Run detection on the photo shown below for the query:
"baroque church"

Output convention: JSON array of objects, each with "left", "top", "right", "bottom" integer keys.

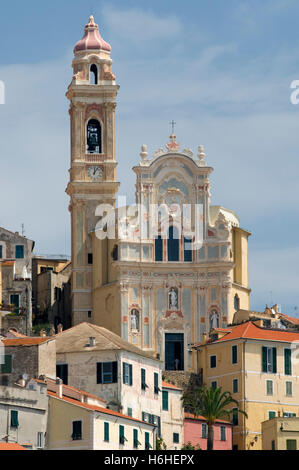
[{"left": 66, "top": 16, "right": 251, "bottom": 372}]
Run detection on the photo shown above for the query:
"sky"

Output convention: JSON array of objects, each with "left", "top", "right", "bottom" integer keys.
[{"left": 0, "top": 0, "right": 299, "bottom": 314}]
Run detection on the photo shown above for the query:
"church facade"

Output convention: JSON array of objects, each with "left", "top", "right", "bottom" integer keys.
[{"left": 66, "top": 17, "right": 251, "bottom": 372}]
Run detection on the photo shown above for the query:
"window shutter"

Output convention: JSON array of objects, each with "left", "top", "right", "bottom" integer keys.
[
  {"left": 141, "top": 368, "right": 146, "bottom": 389},
  {"left": 272, "top": 348, "right": 277, "bottom": 374},
  {"left": 129, "top": 364, "right": 133, "bottom": 386},
  {"left": 158, "top": 416, "right": 161, "bottom": 438},
  {"left": 112, "top": 362, "right": 118, "bottom": 383},
  {"left": 162, "top": 391, "right": 169, "bottom": 410},
  {"left": 284, "top": 349, "right": 292, "bottom": 376},
  {"left": 104, "top": 422, "right": 109, "bottom": 442},
  {"left": 2, "top": 355, "right": 12, "bottom": 374},
  {"left": 123, "top": 362, "right": 126, "bottom": 384},
  {"left": 11, "top": 410, "right": 19, "bottom": 427},
  {"left": 97, "top": 363, "right": 103, "bottom": 384},
  {"left": 262, "top": 347, "right": 267, "bottom": 372}
]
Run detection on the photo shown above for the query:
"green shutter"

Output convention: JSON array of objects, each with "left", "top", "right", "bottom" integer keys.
[
  {"left": 119, "top": 425, "right": 125, "bottom": 444},
  {"left": 2, "top": 355, "right": 12, "bottom": 374},
  {"left": 269, "top": 411, "right": 276, "bottom": 420},
  {"left": 133, "top": 429, "right": 139, "bottom": 448},
  {"left": 262, "top": 347, "right": 267, "bottom": 372},
  {"left": 129, "top": 364, "right": 133, "bottom": 386},
  {"left": 162, "top": 391, "right": 169, "bottom": 411},
  {"left": 286, "top": 440, "right": 297, "bottom": 450},
  {"left": 284, "top": 349, "right": 292, "bottom": 376},
  {"left": 104, "top": 422, "right": 109, "bottom": 442},
  {"left": 11, "top": 410, "right": 19, "bottom": 427},
  {"left": 272, "top": 348, "right": 277, "bottom": 374},
  {"left": 141, "top": 368, "right": 146, "bottom": 389},
  {"left": 145, "top": 431, "right": 151, "bottom": 449}
]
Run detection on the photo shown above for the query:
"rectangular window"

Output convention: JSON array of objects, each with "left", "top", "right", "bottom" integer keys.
[
  {"left": 233, "top": 379, "right": 238, "bottom": 394},
  {"left": 220, "top": 425, "right": 226, "bottom": 441},
  {"left": 10, "top": 294, "right": 20, "bottom": 313},
  {"left": 0, "top": 245, "right": 2, "bottom": 258},
  {"left": 266, "top": 380, "right": 273, "bottom": 396},
  {"left": 10, "top": 410, "right": 19, "bottom": 428},
  {"left": 284, "top": 349, "right": 292, "bottom": 376},
  {"left": 88, "top": 253, "right": 93, "bottom": 264},
  {"left": 1, "top": 355, "right": 12, "bottom": 374},
  {"left": 211, "top": 381, "right": 217, "bottom": 390},
  {"left": 141, "top": 368, "right": 147, "bottom": 390},
  {"left": 56, "top": 364, "right": 68, "bottom": 385},
  {"left": 286, "top": 381, "right": 293, "bottom": 397},
  {"left": 97, "top": 362, "right": 117, "bottom": 384},
  {"left": 202, "top": 423, "right": 207, "bottom": 438},
  {"left": 283, "top": 412, "right": 296, "bottom": 418},
  {"left": 119, "top": 425, "right": 126, "bottom": 445},
  {"left": 232, "top": 345, "right": 238, "bottom": 364},
  {"left": 145, "top": 431, "right": 151, "bottom": 450},
  {"left": 184, "top": 238, "right": 192, "bottom": 262},
  {"left": 232, "top": 408, "right": 239, "bottom": 425},
  {"left": 162, "top": 391, "right": 169, "bottom": 411},
  {"left": 286, "top": 440, "right": 297, "bottom": 450},
  {"left": 271, "top": 440, "right": 275, "bottom": 450},
  {"left": 268, "top": 411, "right": 276, "bottom": 420},
  {"left": 133, "top": 429, "right": 140, "bottom": 448},
  {"left": 210, "top": 355, "right": 216, "bottom": 368},
  {"left": 155, "top": 236, "right": 163, "bottom": 262},
  {"left": 262, "top": 347, "right": 277, "bottom": 373},
  {"left": 154, "top": 372, "right": 160, "bottom": 394},
  {"left": 72, "top": 421, "right": 82, "bottom": 440},
  {"left": 127, "top": 408, "right": 132, "bottom": 417},
  {"left": 15, "top": 245, "right": 24, "bottom": 259},
  {"left": 104, "top": 422, "right": 109, "bottom": 442},
  {"left": 123, "top": 363, "right": 133, "bottom": 386},
  {"left": 173, "top": 433, "right": 179, "bottom": 443},
  {"left": 37, "top": 432, "right": 44, "bottom": 449}
]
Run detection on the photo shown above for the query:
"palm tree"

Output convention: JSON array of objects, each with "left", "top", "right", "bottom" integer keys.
[{"left": 182, "top": 385, "right": 247, "bottom": 450}]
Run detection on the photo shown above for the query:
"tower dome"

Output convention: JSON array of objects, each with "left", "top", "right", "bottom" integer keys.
[{"left": 73, "top": 15, "right": 111, "bottom": 54}]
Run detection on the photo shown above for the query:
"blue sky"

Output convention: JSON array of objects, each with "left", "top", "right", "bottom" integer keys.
[{"left": 0, "top": 0, "right": 299, "bottom": 314}]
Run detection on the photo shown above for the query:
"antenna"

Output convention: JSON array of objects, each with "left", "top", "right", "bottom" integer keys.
[{"left": 21, "top": 223, "right": 25, "bottom": 237}]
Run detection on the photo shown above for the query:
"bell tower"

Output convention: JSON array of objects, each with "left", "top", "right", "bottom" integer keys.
[{"left": 66, "top": 16, "right": 119, "bottom": 325}]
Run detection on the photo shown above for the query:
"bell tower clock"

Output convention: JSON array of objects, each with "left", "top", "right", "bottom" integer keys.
[{"left": 66, "top": 16, "right": 119, "bottom": 325}]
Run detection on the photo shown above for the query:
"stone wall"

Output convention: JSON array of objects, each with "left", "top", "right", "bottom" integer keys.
[
  {"left": 162, "top": 371, "right": 202, "bottom": 395},
  {"left": 1, "top": 313, "right": 28, "bottom": 336}
]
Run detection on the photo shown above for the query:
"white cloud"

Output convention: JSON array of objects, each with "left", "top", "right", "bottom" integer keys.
[{"left": 101, "top": 6, "right": 182, "bottom": 42}]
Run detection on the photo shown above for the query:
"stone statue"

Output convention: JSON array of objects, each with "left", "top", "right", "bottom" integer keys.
[
  {"left": 210, "top": 310, "right": 219, "bottom": 330},
  {"left": 131, "top": 309, "right": 139, "bottom": 331},
  {"left": 169, "top": 288, "right": 178, "bottom": 309}
]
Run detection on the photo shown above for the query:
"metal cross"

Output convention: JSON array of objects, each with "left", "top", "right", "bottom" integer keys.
[{"left": 170, "top": 120, "right": 176, "bottom": 134}]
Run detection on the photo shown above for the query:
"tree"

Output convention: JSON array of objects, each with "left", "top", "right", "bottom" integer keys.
[
  {"left": 181, "top": 441, "right": 201, "bottom": 450},
  {"left": 182, "top": 385, "right": 247, "bottom": 450}
]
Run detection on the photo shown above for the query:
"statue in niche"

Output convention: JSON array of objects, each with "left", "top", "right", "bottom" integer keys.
[
  {"left": 168, "top": 287, "right": 178, "bottom": 310},
  {"left": 210, "top": 310, "right": 219, "bottom": 330},
  {"left": 130, "top": 309, "right": 140, "bottom": 331}
]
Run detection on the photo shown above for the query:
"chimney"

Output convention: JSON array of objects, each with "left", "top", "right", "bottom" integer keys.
[
  {"left": 89, "top": 337, "right": 96, "bottom": 347},
  {"left": 56, "top": 378, "right": 63, "bottom": 398},
  {"left": 40, "top": 329, "right": 46, "bottom": 337},
  {"left": 57, "top": 324, "right": 63, "bottom": 334}
]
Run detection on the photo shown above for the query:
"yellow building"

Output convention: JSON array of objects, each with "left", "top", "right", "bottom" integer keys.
[
  {"left": 66, "top": 16, "right": 251, "bottom": 372},
  {"left": 194, "top": 320, "right": 299, "bottom": 450},
  {"left": 46, "top": 378, "right": 156, "bottom": 450},
  {"left": 262, "top": 416, "right": 299, "bottom": 450}
]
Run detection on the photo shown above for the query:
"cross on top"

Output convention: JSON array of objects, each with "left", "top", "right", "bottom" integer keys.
[{"left": 170, "top": 120, "right": 176, "bottom": 134}]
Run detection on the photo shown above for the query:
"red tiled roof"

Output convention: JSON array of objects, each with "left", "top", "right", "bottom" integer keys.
[
  {"left": 280, "top": 313, "right": 299, "bottom": 325},
  {"left": 184, "top": 412, "right": 231, "bottom": 425},
  {"left": 196, "top": 321, "right": 299, "bottom": 346},
  {"left": 162, "top": 381, "right": 182, "bottom": 391},
  {"left": 0, "top": 443, "right": 27, "bottom": 450},
  {"left": 48, "top": 391, "right": 154, "bottom": 426},
  {"left": 3, "top": 337, "right": 53, "bottom": 346},
  {"left": 41, "top": 377, "right": 106, "bottom": 403}
]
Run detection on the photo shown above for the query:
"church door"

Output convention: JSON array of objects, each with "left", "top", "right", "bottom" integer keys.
[{"left": 165, "top": 333, "right": 184, "bottom": 370}]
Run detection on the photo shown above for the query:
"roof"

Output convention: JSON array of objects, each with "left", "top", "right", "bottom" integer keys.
[
  {"left": 55, "top": 322, "right": 159, "bottom": 361},
  {"left": 38, "top": 377, "right": 106, "bottom": 404},
  {"left": 162, "top": 381, "right": 182, "bottom": 391},
  {"left": 280, "top": 313, "right": 299, "bottom": 326},
  {"left": 2, "top": 337, "right": 53, "bottom": 347},
  {"left": 48, "top": 391, "right": 154, "bottom": 426},
  {"left": 74, "top": 15, "right": 111, "bottom": 53},
  {"left": 0, "top": 443, "right": 27, "bottom": 450},
  {"left": 195, "top": 321, "right": 299, "bottom": 347},
  {"left": 184, "top": 412, "right": 231, "bottom": 425}
]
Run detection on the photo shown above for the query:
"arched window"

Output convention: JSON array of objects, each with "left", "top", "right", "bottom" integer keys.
[
  {"left": 155, "top": 235, "right": 163, "bottom": 261},
  {"left": 234, "top": 294, "right": 240, "bottom": 311},
  {"left": 87, "top": 119, "right": 102, "bottom": 154},
  {"left": 167, "top": 226, "right": 179, "bottom": 261},
  {"left": 90, "top": 64, "right": 98, "bottom": 84}
]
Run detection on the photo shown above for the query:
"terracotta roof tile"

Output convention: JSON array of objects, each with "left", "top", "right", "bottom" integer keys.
[
  {"left": 0, "top": 443, "right": 27, "bottom": 450},
  {"left": 3, "top": 337, "right": 53, "bottom": 346},
  {"left": 184, "top": 412, "right": 231, "bottom": 425},
  {"left": 162, "top": 381, "right": 182, "bottom": 391}
]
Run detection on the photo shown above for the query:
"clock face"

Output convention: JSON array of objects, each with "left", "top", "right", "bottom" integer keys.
[{"left": 87, "top": 166, "right": 102, "bottom": 181}]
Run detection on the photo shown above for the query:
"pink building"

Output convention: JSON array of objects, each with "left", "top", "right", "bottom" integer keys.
[{"left": 184, "top": 413, "right": 233, "bottom": 450}]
